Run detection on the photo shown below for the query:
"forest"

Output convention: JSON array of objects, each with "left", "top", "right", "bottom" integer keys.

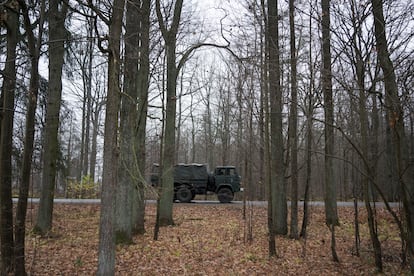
[{"left": 0, "top": 0, "right": 413, "bottom": 274}]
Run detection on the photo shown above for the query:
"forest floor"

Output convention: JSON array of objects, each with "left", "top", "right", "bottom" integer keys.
[{"left": 22, "top": 202, "right": 408, "bottom": 275}]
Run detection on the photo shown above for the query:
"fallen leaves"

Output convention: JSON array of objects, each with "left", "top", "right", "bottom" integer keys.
[{"left": 22, "top": 203, "right": 408, "bottom": 275}]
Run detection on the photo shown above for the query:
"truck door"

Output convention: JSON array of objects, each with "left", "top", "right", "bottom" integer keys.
[
  {"left": 215, "top": 168, "right": 236, "bottom": 186},
  {"left": 214, "top": 168, "right": 227, "bottom": 187},
  {"left": 227, "top": 168, "right": 240, "bottom": 191}
]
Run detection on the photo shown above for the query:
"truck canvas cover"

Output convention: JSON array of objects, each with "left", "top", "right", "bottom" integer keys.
[
  {"left": 174, "top": 163, "right": 208, "bottom": 181},
  {"left": 150, "top": 163, "right": 208, "bottom": 186}
]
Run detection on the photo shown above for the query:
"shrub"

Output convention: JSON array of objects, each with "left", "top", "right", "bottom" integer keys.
[{"left": 66, "top": 175, "right": 99, "bottom": 199}]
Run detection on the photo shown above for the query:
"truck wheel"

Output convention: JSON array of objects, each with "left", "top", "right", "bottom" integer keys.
[
  {"left": 217, "top": 187, "right": 233, "bottom": 203},
  {"left": 176, "top": 186, "right": 192, "bottom": 203}
]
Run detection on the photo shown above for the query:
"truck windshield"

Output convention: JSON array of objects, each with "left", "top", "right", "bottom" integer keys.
[{"left": 228, "top": 168, "right": 237, "bottom": 176}]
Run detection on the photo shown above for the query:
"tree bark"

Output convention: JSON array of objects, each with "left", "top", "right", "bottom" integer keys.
[
  {"left": 97, "top": 0, "right": 125, "bottom": 273},
  {"left": 35, "top": 0, "right": 67, "bottom": 235},
  {"left": 155, "top": 0, "right": 183, "bottom": 226},
  {"left": 115, "top": 0, "right": 141, "bottom": 244},
  {"left": 300, "top": 4, "right": 314, "bottom": 238},
  {"left": 15, "top": 0, "right": 45, "bottom": 274},
  {"left": 268, "top": 0, "right": 287, "bottom": 237},
  {"left": 371, "top": 0, "right": 413, "bottom": 271},
  {"left": 288, "top": 0, "right": 298, "bottom": 240},
  {"left": 321, "top": 0, "right": 339, "bottom": 262},
  {"left": 260, "top": 0, "right": 275, "bottom": 256},
  {"left": 132, "top": 0, "right": 151, "bottom": 235},
  {"left": 300, "top": 79, "right": 313, "bottom": 239},
  {"left": 83, "top": 19, "right": 94, "bottom": 179},
  {"left": 0, "top": 2, "right": 18, "bottom": 273}
]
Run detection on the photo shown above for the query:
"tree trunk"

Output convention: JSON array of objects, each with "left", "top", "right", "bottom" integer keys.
[
  {"left": 97, "top": 0, "right": 125, "bottom": 273},
  {"left": 190, "top": 93, "right": 196, "bottom": 163},
  {"left": 300, "top": 84, "right": 313, "bottom": 239},
  {"left": 300, "top": 5, "right": 314, "bottom": 238},
  {"left": 175, "top": 72, "right": 183, "bottom": 162},
  {"left": 268, "top": 0, "right": 287, "bottom": 237},
  {"left": 371, "top": 0, "right": 413, "bottom": 271},
  {"left": 82, "top": 20, "right": 93, "bottom": 179},
  {"left": 115, "top": 0, "right": 141, "bottom": 244},
  {"left": 321, "top": 0, "right": 339, "bottom": 262},
  {"left": 89, "top": 100, "right": 103, "bottom": 180},
  {"left": 35, "top": 0, "right": 67, "bottom": 235},
  {"left": 0, "top": 2, "right": 18, "bottom": 274},
  {"left": 155, "top": 0, "right": 183, "bottom": 227},
  {"left": 15, "top": 0, "right": 45, "bottom": 274},
  {"left": 260, "top": 0, "right": 275, "bottom": 256},
  {"left": 288, "top": 0, "right": 298, "bottom": 240},
  {"left": 356, "top": 57, "right": 383, "bottom": 272},
  {"left": 352, "top": 9, "right": 383, "bottom": 269},
  {"left": 258, "top": 15, "right": 266, "bottom": 201},
  {"left": 132, "top": 0, "right": 151, "bottom": 235},
  {"left": 158, "top": 41, "right": 177, "bottom": 225}
]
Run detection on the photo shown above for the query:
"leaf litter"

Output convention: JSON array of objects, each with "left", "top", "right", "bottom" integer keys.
[{"left": 23, "top": 203, "right": 408, "bottom": 275}]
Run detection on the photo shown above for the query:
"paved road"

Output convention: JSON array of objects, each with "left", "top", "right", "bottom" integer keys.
[{"left": 13, "top": 198, "right": 400, "bottom": 208}]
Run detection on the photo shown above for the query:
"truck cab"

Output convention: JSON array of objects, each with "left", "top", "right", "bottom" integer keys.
[{"left": 212, "top": 166, "right": 241, "bottom": 203}]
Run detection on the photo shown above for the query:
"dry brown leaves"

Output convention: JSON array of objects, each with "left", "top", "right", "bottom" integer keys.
[{"left": 23, "top": 203, "right": 408, "bottom": 275}]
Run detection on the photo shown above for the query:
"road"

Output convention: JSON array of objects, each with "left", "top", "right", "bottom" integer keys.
[{"left": 13, "top": 198, "right": 400, "bottom": 208}]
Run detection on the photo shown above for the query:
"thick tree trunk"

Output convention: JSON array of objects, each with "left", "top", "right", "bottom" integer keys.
[
  {"left": 260, "top": 0, "right": 275, "bottom": 256},
  {"left": 155, "top": 0, "right": 183, "bottom": 227},
  {"left": 0, "top": 3, "right": 18, "bottom": 274},
  {"left": 35, "top": 0, "right": 67, "bottom": 235},
  {"left": 321, "top": 0, "right": 339, "bottom": 262},
  {"left": 97, "top": 0, "right": 125, "bottom": 273},
  {"left": 132, "top": 0, "right": 151, "bottom": 235},
  {"left": 158, "top": 41, "right": 177, "bottom": 226},
  {"left": 268, "top": 0, "right": 287, "bottom": 237},
  {"left": 115, "top": 0, "right": 141, "bottom": 244}
]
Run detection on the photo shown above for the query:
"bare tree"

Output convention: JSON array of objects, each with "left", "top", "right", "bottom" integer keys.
[
  {"left": 14, "top": 0, "right": 46, "bottom": 273},
  {"left": 353, "top": 18, "right": 383, "bottom": 271},
  {"left": 267, "top": 0, "right": 287, "bottom": 257},
  {"left": 115, "top": 0, "right": 151, "bottom": 242},
  {"left": 321, "top": 0, "right": 339, "bottom": 262},
  {"left": 80, "top": 15, "right": 94, "bottom": 181},
  {"left": 132, "top": 0, "right": 151, "bottom": 235},
  {"left": 331, "top": 0, "right": 383, "bottom": 270},
  {"left": 371, "top": 0, "right": 414, "bottom": 271},
  {"left": 288, "top": 0, "right": 299, "bottom": 240},
  {"left": 94, "top": 0, "right": 125, "bottom": 273},
  {"left": 0, "top": 1, "right": 19, "bottom": 273},
  {"left": 34, "top": 0, "right": 68, "bottom": 235},
  {"left": 269, "top": 0, "right": 287, "bottom": 237},
  {"left": 155, "top": 0, "right": 183, "bottom": 226},
  {"left": 300, "top": 0, "right": 316, "bottom": 239},
  {"left": 115, "top": 0, "right": 140, "bottom": 244},
  {"left": 89, "top": 81, "right": 105, "bottom": 181}
]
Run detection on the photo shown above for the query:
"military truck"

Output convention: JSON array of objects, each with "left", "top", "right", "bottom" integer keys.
[{"left": 150, "top": 163, "right": 241, "bottom": 203}]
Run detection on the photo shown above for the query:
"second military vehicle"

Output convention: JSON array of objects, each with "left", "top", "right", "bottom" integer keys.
[{"left": 150, "top": 163, "right": 241, "bottom": 203}]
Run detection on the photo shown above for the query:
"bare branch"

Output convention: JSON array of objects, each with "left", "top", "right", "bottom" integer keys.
[{"left": 177, "top": 42, "right": 242, "bottom": 74}]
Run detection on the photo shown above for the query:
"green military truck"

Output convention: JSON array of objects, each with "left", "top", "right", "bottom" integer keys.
[{"left": 150, "top": 163, "right": 241, "bottom": 203}]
